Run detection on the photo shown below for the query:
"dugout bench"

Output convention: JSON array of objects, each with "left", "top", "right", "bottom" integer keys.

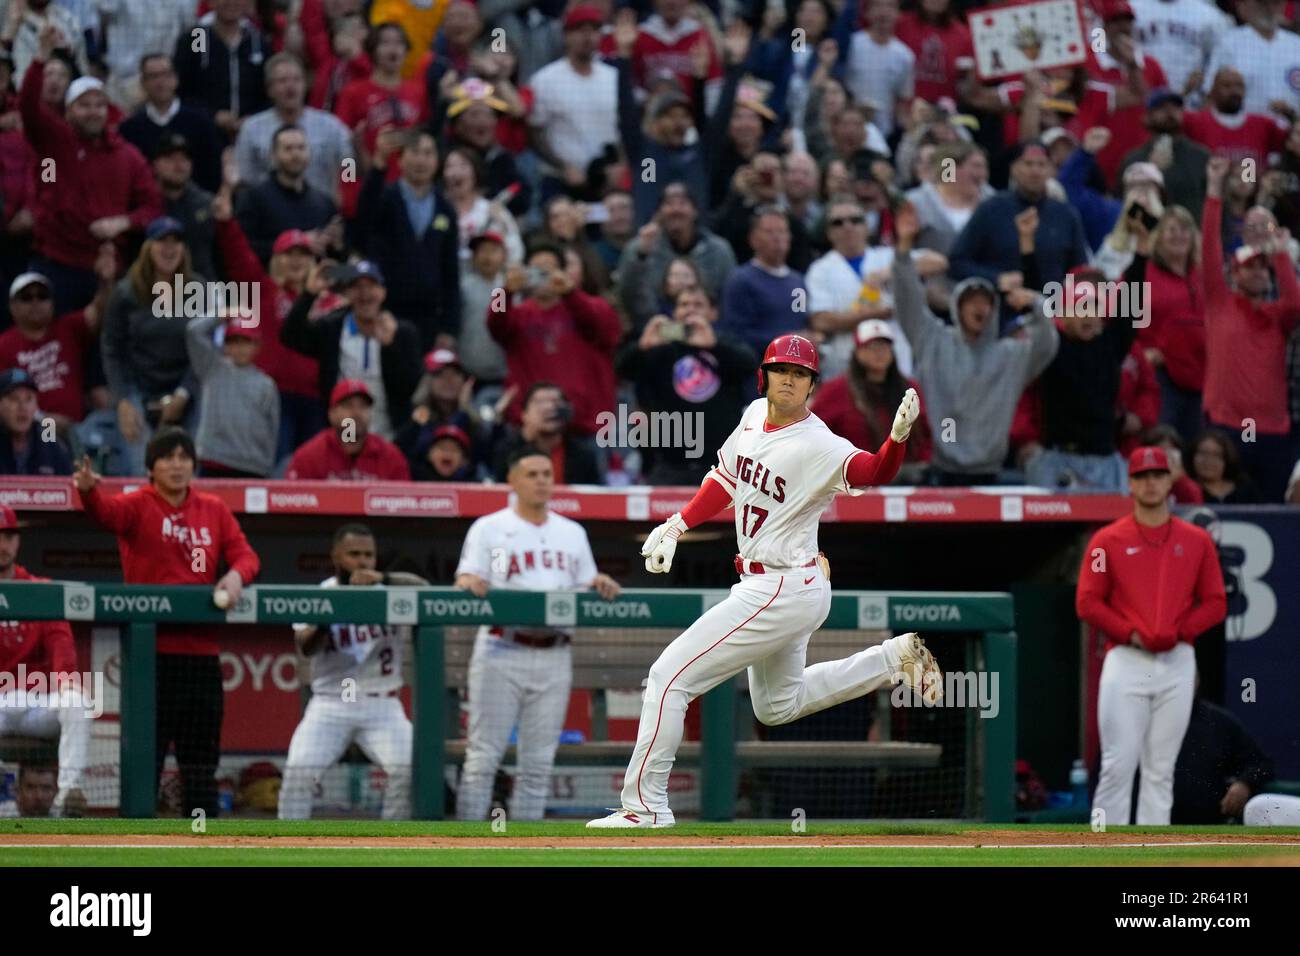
[{"left": 0, "top": 582, "right": 1017, "bottom": 821}]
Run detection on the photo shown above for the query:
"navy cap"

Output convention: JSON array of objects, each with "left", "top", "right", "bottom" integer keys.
[
  {"left": 339, "top": 260, "right": 386, "bottom": 287},
  {"left": 0, "top": 368, "right": 38, "bottom": 397},
  {"left": 146, "top": 216, "right": 185, "bottom": 241},
  {"left": 1146, "top": 88, "right": 1184, "bottom": 111}
]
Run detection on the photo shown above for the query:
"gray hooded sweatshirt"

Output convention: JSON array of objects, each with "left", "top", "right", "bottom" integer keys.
[{"left": 892, "top": 256, "right": 1059, "bottom": 475}]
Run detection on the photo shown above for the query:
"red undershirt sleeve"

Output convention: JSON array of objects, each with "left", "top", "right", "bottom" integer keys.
[
  {"left": 844, "top": 437, "right": 906, "bottom": 487},
  {"left": 680, "top": 475, "right": 734, "bottom": 529}
]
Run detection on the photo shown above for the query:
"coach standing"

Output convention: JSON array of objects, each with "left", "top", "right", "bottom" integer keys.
[
  {"left": 1076, "top": 446, "right": 1226, "bottom": 826},
  {"left": 74, "top": 427, "right": 261, "bottom": 817},
  {"left": 454, "top": 444, "right": 621, "bottom": 822}
]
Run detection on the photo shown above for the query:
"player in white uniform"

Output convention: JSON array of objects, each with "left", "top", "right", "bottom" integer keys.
[
  {"left": 588, "top": 334, "right": 943, "bottom": 828},
  {"left": 455, "top": 443, "right": 622, "bottom": 821},
  {"left": 277, "top": 524, "right": 427, "bottom": 820}
]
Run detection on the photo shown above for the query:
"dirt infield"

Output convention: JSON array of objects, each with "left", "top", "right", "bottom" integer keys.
[{"left": 4, "top": 830, "right": 1300, "bottom": 850}]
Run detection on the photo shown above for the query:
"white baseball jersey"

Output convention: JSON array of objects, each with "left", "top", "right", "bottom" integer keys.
[
  {"left": 707, "top": 397, "right": 866, "bottom": 570},
  {"left": 1130, "top": 0, "right": 1232, "bottom": 97},
  {"left": 1204, "top": 24, "right": 1300, "bottom": 117},
  {"left": 455, "top": 507, "right": 598, "bottom": 641},
  {"left": 297, "top": 577, "right": 405, "bottom": 695}
]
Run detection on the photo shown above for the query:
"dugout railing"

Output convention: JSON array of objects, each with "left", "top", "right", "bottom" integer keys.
[{"left": 0, "top": 583, "right": 1018, "bottom": 821}]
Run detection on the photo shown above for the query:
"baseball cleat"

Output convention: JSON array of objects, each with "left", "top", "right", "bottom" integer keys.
[
  {"left": 586, "top": 808, "right": 674, "bottom": 829},
  {"left": 889, "top": 632, "right": 943, "bottom": 705}
]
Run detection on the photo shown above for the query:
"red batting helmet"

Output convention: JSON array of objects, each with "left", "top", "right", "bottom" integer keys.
[{"left": 757, "top": 333, "right": 819, "bottom": 395}]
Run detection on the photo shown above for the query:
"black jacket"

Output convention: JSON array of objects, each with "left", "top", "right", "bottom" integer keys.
[
  {"left": 1173, "top": 697, "right": 1274, "bottom": 824},
  {"left": 119, "top": 104, "right": 225, "bottom": 192},
  {"left": 0, "top": 425, "right": 73, "bottom": 475},
  {"left": 354, "top": 170, "right": 461, "bottom": 348},
  {"left": 173, "top": 22, "right": 270, "bottom": 127},
  {"left": 234, "top": 175, "right": 337, "bottom": 263},
  {"left": 1039, "top": 255, "right": 1142, "bottom": 455},
  {"left": 279, "top": 293, "right": 424, "bottom": 425},
  {"left": 167, "top": 182, "right": 217, "bottom": 281},
  {"left": 615, "top": 334, "right": 757, "bottom": 483}
]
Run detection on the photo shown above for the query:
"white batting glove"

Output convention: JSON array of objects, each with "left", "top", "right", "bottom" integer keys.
[
  {"left": 641, "top": 512, "right": 688, "bottom": 573},
  {"left": 891, "top": 387, "right": 920, "bottom": 442}
]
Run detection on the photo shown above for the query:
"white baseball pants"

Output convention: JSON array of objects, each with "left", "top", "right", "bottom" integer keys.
[
  {"left": 1093, "top": 642, "right": 1196, "bottom": 826},
  {"left": 0, "top": 688, "right": 92, "bottom": 802},
  {"left": 457, "top": 633, "right": 572, "bottom": 822},
  {"left": 277, "top": 695, "right": 412, "bottom": 820},
  {"left": 620, "top": 570, "right": 899, "bottom": 825}
]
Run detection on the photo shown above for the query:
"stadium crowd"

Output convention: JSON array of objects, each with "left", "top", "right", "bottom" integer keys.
[{"left": 0, "top": 0, "right": 1298, "bottom": 501}]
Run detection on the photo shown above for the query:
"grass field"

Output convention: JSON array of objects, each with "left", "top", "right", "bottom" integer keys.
[{"left": 3, "top": 819, "right": 1299, "bottom": 866}]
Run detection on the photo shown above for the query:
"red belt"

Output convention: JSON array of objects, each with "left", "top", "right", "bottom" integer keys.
[
  {"left": 489, "top": 626, "right": 571, "bottom": 648},
  {"left": 734, "top": 555, "right": 817, "bottom": 576}
]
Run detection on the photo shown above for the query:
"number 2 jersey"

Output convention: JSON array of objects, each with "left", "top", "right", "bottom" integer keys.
[
  {"left": 297, "top": 577, "right": 405, "bottom": 696},
  {"left": 706, "top": 398, "right": 902, "bottom": 569}
]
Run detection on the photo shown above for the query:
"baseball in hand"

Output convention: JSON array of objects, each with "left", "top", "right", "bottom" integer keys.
[{"left": 213, "top": 588, "right": 232, "bottom": 610}]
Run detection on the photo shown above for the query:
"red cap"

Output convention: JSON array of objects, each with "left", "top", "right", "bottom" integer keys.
[
  {"left": 329, "top": 379, "right": 373, "bottom": 408},
  {"left": 431, "top": 424, "right": 471, "bottom": 452},
  {"left": 1128, "top": 446, "right": 1171, "bottom": 476},
  {"left": 757, "top": 333, "right": 819, "bottom": 395},
  {"left": 224, "top": 318, "right": 262, "bottom": 342},
  {"left": 0, "top": 504, "right": 21, "bottom": 531},
  {"left": 424, "top": 348, "right": 464, "bottom": 374},
  {"left": 1101, "top": 0, "right": 1135, "bottom": 21},
  {"left": 564, "top": 4, "right": 603, "bottom": 29},
  {"left": 468, "top": 230, "right": 505, "bottom": 251},
  {"left": 273, "top": 229, "right": 313, "bottom": 256}
]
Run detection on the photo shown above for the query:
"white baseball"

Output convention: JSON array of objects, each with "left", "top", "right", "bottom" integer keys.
[{"left": 213, "top": 588, "right": 231, "bottom": 610}]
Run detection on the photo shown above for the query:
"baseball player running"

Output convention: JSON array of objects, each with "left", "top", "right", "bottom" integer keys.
[
  {"left": 278, "top": 523, "right": 428, "bottom": 820},
  {"left": 455, "top": 444, "right": 621, "bottom": 821},
  {"left": 588, "top": 333, "right": 942, "bottom": 828}
]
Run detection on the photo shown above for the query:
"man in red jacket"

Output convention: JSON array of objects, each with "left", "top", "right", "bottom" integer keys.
[
  {"left": 1077, "top": 446, "right": 1226, "bottom": 826},
  {"left": 1202, "top": 154, "right": 1300, "bottom": 501},
  {"left": 491, "top": 241, "right": 622, "bottom": 436},
  {"left": 0, "top": 504, "right": 90, "bottom": 816},
  {"left": 20, "top": 24, "right": 162, "bottom": 313},
  {"left": 286, "top": 380, "right": 411, "bottom": 481},
  {"left": 75, "top": 428, "right": 260, "bottom": 816}
]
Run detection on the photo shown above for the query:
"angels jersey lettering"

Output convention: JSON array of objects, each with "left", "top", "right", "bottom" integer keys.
[
  {"left": 708, "top": 398, "right": 866, "bottom": 569},
  {"left": 456, "top": 508, "right": 597, "bottom": 641},
  {"left": 300, "top": 577, "right": 405, "bottom": 695}
]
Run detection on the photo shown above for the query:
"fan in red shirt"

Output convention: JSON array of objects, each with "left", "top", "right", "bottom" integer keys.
[
  {"left": 286, "top": 380, "right": 412, "bottom": 481},
  {"left": 1085, "top": 1, "right": 1168, "bottom": 187},
  {"left": 74, "top": 427, "right": 260, "bottom": 816},
  {"left": 895, "top": 0, "right": 974, "bottom": 104},
  {"left": 600, "top": 0, "right": 722, "bottom": 104},
  {"left": 0, "top": 267, "right": 106, "bottom": 426},
  {"left": 1183, "top": 67, "right": 1288, "bottom": 171},
  {"left": 0, "top": 504, "right": 90, "bottom": 816},
  {"left": 810, "top": 319, "right": 932, "bottom": 479},
  {"left": 334, "top": 22, "right": 429, "bottom": 218},
  {"left": 1076, "top": 445, "right": 1226, "bottom": 824}
]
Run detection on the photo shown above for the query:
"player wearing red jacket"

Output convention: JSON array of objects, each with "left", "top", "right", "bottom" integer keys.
[
  {"left": 1076, "top": 446, "right": 1226, "bottom": 825},
  {"left": 0, "top": 505, "right": 91, "bottom": 816},
  {"left": 75, "top": 428, "right": 261, "bottom": 816}
]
